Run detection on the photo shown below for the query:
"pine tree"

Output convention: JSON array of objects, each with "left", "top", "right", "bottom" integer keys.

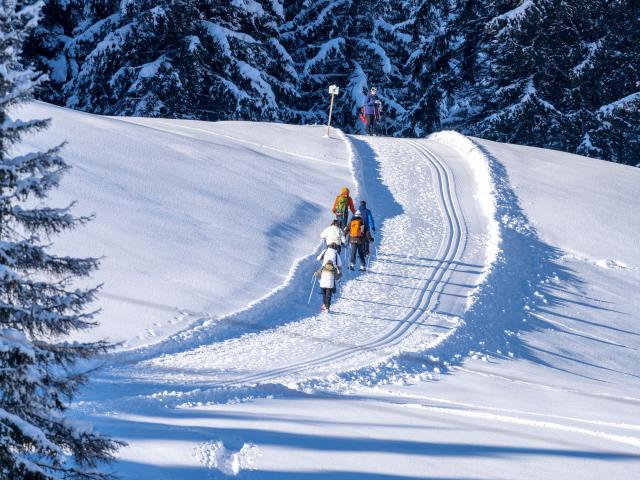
[
  {"left": 23, "top": 0, "right": 85, "bottom": 104},
  {"left": 0, "top": 1, "right": 122, "bottom": 478},
  {"left": 400, "top": 0, "right": 507, "bottom": 137},
  {"left": 26, "top": 0, "right": 298, "bottom": 121},
  {"left": 573, "top": 0, "right": 640, "bottom": 165},
  {"left": 282, "top": 0, "right": 410, "bottom": 133},
  {"left": 23, "top": 0, "right": 640, "bottom": 164},
  {"left": 472, "top": 0, "right": 640, "bottom": 164}
]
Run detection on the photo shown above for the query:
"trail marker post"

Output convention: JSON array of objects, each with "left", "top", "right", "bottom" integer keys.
[{"left": 327, "top": 84, "right": 339, "bottom": 137}]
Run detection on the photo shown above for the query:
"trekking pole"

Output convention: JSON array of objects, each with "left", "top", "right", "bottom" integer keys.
[{"left": 307, "top": 275, "right": 317, "bottom": 305}]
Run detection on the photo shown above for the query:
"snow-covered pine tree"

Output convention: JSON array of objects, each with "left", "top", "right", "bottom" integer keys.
[
  {"left": 282, "top": 0, "right": 409, "bottom": 133},
  {"left": 472, "top": 0, "right": 640, "bottom": 164},
  {"left": 400, "top": 0, "right": 462, "bottom": 137},
  {"left": 23, "top": 0, "right": 84, "bottom": 104},
  {"left": 572, "top": 0, "right": 640, "bottom": 165},
  {"left": 0, "top": 1, "right": 122, "bottom": 477},
  {"left": 26, "top": 0, "right": 297, "bottom": 121},
  {"left": 400, "top": 0, "right": 508, "bottom": 137},
  {"left": 470, "top": 1, "right": 571, "bottom": 149}
]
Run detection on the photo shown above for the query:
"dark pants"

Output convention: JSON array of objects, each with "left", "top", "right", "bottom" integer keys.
[
  {"left": 322, "top": 287, "right": 335, "bottom": 309},
  {"left": 366, "top": 114, "right": 376, "bottom": 135},
  {"left": 336, "top": 215, "right": 348, "bottom": 230},
  {"left": 350, "top": 241, "right": 366, "bottom": 267}
]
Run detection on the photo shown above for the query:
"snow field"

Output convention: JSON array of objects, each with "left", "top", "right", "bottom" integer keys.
[
  {"left": 15, "top": 102, "right": 640, "bottom": 478},
  {"left": 108, "top": 135, "right": 489, "bottom": 393},
  {"left": 13, "top": 102, "right": 353, "bottom": 349}
]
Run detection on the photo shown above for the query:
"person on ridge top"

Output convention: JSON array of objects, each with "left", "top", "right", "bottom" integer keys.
[{"left": 364, "top": 87, "right": 381, "bottom": 135}]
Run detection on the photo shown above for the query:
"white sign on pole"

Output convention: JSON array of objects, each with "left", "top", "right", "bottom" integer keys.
[{"left": 328, "top": 85, "right": 340, "bottom": 95}]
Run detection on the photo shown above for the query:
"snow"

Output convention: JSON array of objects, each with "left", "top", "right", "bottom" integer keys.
[
  {"left": 202, "top": 21, "right": 232, "bottom": 56},
  {"left": 598, "top": 91, "right": 640, "bottom": 115},
  {"left": 490, "top": 0, "right": 535, "bottom": 36},
  {"left": 236, "top": 60, "right": 277, "bottom": 109},
  {"left": 13, "top": 102, "right": 352, "bottom": 348},
  {"left": 303, "top": 38, "right": 345, "bottom": 76},
  {"left": 573, "top": 40, "right": 603, "bottom": 76},
  {"left": 475, "top": 138, "right": 640, "bottom": 267},
  {"left": 13, "top": 102, "right": 640, "bottom": 478},
  {"left": 357, "top": 39, "right": 392, "bottom": 74},
  {"left": 232, "top": 0, "right": 265, "bottom": 16},
  {"left": 487, "top": 78, "right": 558, "bottom": 122}
]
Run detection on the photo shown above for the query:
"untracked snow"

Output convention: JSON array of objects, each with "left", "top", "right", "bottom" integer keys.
[{"left": 10, "top": 102, "right": 640, "bottom": 479}]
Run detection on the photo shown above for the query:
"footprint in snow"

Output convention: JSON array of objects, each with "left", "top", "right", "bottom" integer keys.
[{"left": 194, "top": 440, "right": 260, "bottom": 476}]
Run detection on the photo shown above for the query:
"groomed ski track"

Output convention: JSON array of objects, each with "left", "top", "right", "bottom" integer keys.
[{"left": 107, "top": 135, "right": 489, "bottom": 390}]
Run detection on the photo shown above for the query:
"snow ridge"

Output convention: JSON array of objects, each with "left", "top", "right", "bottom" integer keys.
[
  {"left": 299, "top": 131, "right": 571, "bottom": 390},
  {"left": 428, "top": 131, "right": 500, "bottom": 300}
]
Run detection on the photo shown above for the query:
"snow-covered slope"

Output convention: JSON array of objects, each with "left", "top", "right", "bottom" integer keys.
[
  {"left": 14, "top": 103, "right": 640, "bottom": 479},
  {"left": 14, "top": 102, "right": 353, "bottom": 348}
]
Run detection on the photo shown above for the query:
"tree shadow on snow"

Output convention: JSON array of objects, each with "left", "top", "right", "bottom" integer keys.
[{"left": 95, "top": 412, "right": 640, "bottom": 480}]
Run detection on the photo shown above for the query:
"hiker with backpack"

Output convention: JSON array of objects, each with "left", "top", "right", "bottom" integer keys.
[
  {"left": 345, "top": 210, "right": 369, "bottom": 271},
  {"left": 321, "top": 219, "right": 346, "bottom": 253},
  {"left": 364, "top": 87, "right": 382, "bottom": 135},
  {"left": 358, "top": 200, "right": 376, "bottom": 256},
  {"left": 316, "top": 243, "right": 342, "bottom": 312},
  {"left": 332, "top": 187, "right": 355, "bottom": 229}
]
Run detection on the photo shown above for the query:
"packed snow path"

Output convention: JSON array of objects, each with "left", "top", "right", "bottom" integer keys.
[{"left": 113, "top": 136, "right": 489, "bottom": 389}]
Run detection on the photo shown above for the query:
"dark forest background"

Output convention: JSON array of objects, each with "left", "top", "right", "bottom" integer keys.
[{"left": 25, "top": 0, "right": 640, "bottom": 165}]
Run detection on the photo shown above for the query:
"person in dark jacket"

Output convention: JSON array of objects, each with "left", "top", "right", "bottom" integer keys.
[
  {"left": 363, "top": 87, "right": 381, "bottom": 135},
  {"left": 358, "top": 200, "right": 375, "bottom": 256}
]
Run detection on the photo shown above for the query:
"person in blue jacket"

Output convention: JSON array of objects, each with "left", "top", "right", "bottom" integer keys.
[
  {"left": 364, "top": 87, "right": 381, "bottom": 135},
  {"left": 358, "top": 200, "right": 375, "bottom": 256}
]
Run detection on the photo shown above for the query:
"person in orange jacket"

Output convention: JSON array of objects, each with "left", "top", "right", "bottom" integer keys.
[{"left": 332, "top": 187, "right": 356, "bottom": 229}]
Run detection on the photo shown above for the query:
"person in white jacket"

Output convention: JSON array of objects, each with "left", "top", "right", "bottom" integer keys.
[
  {"left": 320, "top": 219, "right": 346, "bottom": 253},
  {"left": 316, "top": 243, "right": 342, "bottom": 312}
]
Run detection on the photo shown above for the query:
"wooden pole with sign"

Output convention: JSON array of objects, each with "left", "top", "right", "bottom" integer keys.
[{"left": 327, "top": 84, "right": 339, "bottom": 137}]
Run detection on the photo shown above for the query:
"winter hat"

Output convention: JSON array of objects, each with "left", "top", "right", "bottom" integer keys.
[
  {"left": 354, "top": 210, "right": 361, "bottom": 217},
  {"left": 360, "top": 200, "right": 366, "bottom": 206},
  {"left": 341, "top": 187, "right": 349, "bottom": 195}
]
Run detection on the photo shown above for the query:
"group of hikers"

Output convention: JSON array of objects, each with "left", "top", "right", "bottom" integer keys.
[
  {"left": 311, "top": 86, "right": 382, "bottom": 313},
  {"left": 315, "top": 187, "right": 376, "bottom": 313}
]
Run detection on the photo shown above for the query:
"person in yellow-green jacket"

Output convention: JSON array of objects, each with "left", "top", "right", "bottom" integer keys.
[{"left": 332, "top": 187, "right": 355, "bottom": 229}]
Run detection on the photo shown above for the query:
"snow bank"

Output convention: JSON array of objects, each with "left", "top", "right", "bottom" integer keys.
[{"left": 428, "top": 130, "right": 500, "bottom": 300}]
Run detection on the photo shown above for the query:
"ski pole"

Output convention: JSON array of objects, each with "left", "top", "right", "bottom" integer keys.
[{"left": 307, "top": 275, "right": 317, "bottom": 305}]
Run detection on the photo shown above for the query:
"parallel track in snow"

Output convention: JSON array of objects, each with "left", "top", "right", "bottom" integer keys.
[{"left": 215, "top": 139, "right": 468, "bottom": 386}]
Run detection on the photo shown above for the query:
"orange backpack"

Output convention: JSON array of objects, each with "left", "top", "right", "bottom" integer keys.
[{"left": 350, "top": 218, "right": 363, "bottom": 238}]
